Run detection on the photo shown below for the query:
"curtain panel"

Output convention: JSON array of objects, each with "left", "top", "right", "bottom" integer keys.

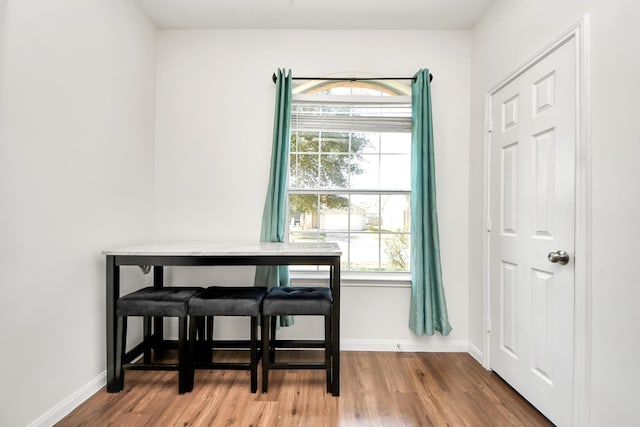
[
  {"left": 409, "top": 69, "right": 452, "bottom": 336},
  {"left": 255, "top": 68, "right": 293, "bottom": 326}
]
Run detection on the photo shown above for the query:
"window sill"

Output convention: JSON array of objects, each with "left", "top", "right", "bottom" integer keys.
[{"left": 290, "top": 271, "right": 411, "bottom": 288}]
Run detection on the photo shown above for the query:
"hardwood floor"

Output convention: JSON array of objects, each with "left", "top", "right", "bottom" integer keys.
[{"left": 57, "top": 351, "right": 552, "bottom": 426}]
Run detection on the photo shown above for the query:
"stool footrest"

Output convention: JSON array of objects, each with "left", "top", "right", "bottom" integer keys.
[
  {"left": 198, "top": 339, "right": 254, "bottom": 349},
  {"left": 124, "top": 363, "right": 179, "bottom": 371},
  {"left": 195, "top": 362, "right": 252, "bottom": 370},
  {"left": 271, "top": 339, "right": 325, "bottom": 349},
  {"left": 124, "top": 339, "right": 181, "bottom": 363},
  {"left": 124, "top": 342, "right": 147, "bottom": 363}
]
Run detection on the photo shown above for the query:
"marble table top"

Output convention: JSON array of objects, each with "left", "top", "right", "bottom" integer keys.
[{"left": 103, "top": 241, "right": 342, "bottom": 257}]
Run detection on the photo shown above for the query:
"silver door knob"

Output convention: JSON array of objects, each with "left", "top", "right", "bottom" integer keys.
[{"left": 548, "top": 250, "right": 570, "bottom": 265}]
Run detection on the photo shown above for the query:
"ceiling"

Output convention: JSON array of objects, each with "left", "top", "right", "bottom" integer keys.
[{"left": 134, "top": 0, "right": 496, "bottom": 30}]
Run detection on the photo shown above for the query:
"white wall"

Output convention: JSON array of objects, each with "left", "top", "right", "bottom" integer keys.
[
  {"left": 154, "top": 30, "right": 471, "bottom": 349},
  {"left": 0, "top": 1, "right": 156, "bottom": 425},
  {"left": 469, "top": 0, "right": 640, "bottom": 424},
  {"left": 6, "top": 0, "right": 635, "bottom": 423}
]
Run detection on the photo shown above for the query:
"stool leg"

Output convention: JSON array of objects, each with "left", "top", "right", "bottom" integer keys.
[
  {"left": 194, "top": 316, "right": 209, "bottom": 364},
  {"left": 325, "top": 313, "right": 332, "bottom": 393},
  {"left": 152, "top": 316, "right": 165, "bottom": 358},
  {"left": 206, "top": 316, "right": 214, "bottom": 362},
  {"left": 115, "top": 316, "right": 126, "bottom": 392},
  {"left": 206, "top": 316, "right": 214, "bottom": 341},
  {"left": 270, "top": 316, "right": 277, "bottom": 362},
  {"left": 195, "top": 316, "right": 205, "bottom": 341},
  {"left": 261, "top": 314, "right": 269, "bottom": 393},
  {"left": 178, "top": 316, "right": 191, "bottom": 394},
  {"left": 143, "top": 316, "right": 152, "bottom": 363},
  {"left": 250, "top": 316, "right": 258, "bottom": 393},
  {"left": 188, "top": 315, "right": 198, "bottom": 386}
]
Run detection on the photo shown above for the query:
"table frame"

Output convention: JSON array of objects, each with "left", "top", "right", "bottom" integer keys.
[{"left": 105, "top": 251, "right": 341, "bottom": 396}]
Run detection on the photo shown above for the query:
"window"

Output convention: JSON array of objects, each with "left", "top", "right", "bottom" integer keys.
[{"left": 287, "top": 80, "right": 412, "bottom": 273}]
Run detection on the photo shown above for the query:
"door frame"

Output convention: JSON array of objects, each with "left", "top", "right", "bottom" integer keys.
[{"left": 482, "top": 16, "right": 591, "bottom": 426}]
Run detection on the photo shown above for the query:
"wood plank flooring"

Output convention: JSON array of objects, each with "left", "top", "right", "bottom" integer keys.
[{"left": 57, "top": 351, "right": 552, "bottom": 426}]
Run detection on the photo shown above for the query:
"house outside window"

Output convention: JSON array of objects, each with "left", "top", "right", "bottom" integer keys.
[{"left": 288, "top": 79, "right": 412, "bottom": 274}]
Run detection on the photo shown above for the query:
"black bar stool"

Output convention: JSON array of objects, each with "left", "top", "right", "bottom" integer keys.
[
  {"left": 187, "top": 286, "right": 268, "bottom": 393},
  {"left": 114, "top": 286, "right": 202, "bottom": 394},
  {"left": 261, "top": 286, "right": 333, "bottom": 393}
]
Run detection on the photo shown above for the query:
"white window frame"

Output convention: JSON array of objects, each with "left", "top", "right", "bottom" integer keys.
[{"left": 287, "top": 92, "right": 413, "bottom": 284}]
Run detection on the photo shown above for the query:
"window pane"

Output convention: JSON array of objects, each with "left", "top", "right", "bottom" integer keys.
[
  {"left": 350, "top": 194, "right": 379, "bottom": 232},
  {"left": 290, "top": 154, "right": 319, "bottom": 189},
  {"left": 353, "top": 132, "right": 379, "bottom": 153},
  {"left": 320, "top": 233, "right": 349, "bottom": 270},
  {"left": 351, "top": 86, "right": 383, "bottom": 96},
  {"left": 321, "top": 132, "right": 349, "bottom": 153},
  {"left": 319, "top": 194, "right": 349, "bottom": 231},
  {"left": 289, "top": 231, "right": 320, "bottom": 242},
  {"left": 289, "top": 194, "right": 319, "bottom": 231},
  {"left": 349, "top": 232, "right": 380, "bottom": 271},
  {"left": 380, "top": 154, "right": 410, "bottom": 190},
  {"left": 320, "top": 154, "right": 349, "bottom": 189},
  {"left": 293, "top": 131, "right": 319, "bottom": 152},
  {"left": 326, "top": 86, "right": 351, "bottom": 95},
  {"left": 380, "top": 195, "right": 411, "bottom": 232},
  {"left": 289, "top": 154, "right": 299, "bottom": 187},
  {"left": 380, "top": 132, "right": 411, "bottom": 154},
  {"left": 289, "top": 264, "right": 330, "bottom": 273},
  {"left": 381, "top": 234, "right": 410, "bottom": 272},
  {"left": 350, "top": 154, "right": 379, "bottom": 189}
]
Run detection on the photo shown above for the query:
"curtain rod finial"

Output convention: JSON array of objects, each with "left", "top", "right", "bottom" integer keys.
[{"left": 272, "top": 72, "right": 277, "bottom": 83}]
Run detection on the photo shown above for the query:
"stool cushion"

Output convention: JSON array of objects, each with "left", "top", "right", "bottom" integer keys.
[
  {"left": 188, "top": 286, "right": 268, "bottom": 316},
  {"left": 116, "top": 287, "right": 203, "bottom": 317},
  {"left": 262, "top": 287, "right": 332, "bottom": 316}
]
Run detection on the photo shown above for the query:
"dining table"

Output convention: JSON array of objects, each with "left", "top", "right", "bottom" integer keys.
[{"left": 103, "top": 241, "right": 342, "bottom": 396}]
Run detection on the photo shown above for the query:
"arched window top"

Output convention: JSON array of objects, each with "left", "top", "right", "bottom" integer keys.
[{"left": 293, "top": 74, "right": 411, "bottom": 96}]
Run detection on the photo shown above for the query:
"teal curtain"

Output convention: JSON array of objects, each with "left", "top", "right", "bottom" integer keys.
[
  {"left": 255, "top": 68, "right": 293, "bottom": 326},
  {"left": 409, "top": 69, "right": 452, "bottom": 336}
]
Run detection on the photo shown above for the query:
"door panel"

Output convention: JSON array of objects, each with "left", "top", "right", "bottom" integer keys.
[
  {"left": 489, "top": 37, "right": 576, "bottom": 426},
  {"left": 500, "top": 261, "right": 518, "bottom": 358}
]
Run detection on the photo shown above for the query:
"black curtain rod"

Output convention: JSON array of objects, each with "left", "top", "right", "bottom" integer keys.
[{"left": 272, "top": 73, "right": 433, "bottom": 84}]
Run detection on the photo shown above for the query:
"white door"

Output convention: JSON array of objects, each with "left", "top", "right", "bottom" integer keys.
[{"left": 488, "top": 37, "right": 576, "bottom": 426}]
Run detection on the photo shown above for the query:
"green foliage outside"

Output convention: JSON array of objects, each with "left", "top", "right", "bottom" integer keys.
[
  {"left": 384, "top": 234, "right": 410, "bottom": 271},
  {"left": 289, "top": 131, "right": 369, "bottom": 216}
]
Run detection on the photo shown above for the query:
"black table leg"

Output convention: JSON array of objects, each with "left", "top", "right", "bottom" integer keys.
[
  {"left": 331, "top": 258, "right": 340, "bottom": 396},
  {"left": 106, "top": 255, "right": 119, "bottom": 392},
  {"left": 153, "top": 266, "right": 164, "bottom": 356}
]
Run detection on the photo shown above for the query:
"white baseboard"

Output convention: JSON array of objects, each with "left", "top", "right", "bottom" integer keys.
[
  {"left": 341, "top": 338, "right": 469, "bottom": 353},
  {"left": 27, "top": 371, "right": 106, "bottom": 427}
]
